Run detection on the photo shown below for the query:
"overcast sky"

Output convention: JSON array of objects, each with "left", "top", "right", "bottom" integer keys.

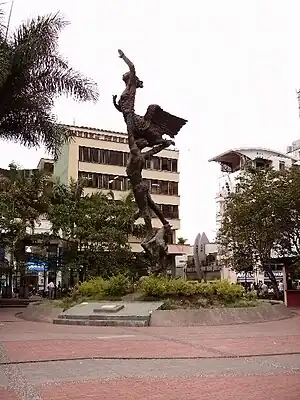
[{"left": 1, "top": 0, "right": 300, "bottom": 242}]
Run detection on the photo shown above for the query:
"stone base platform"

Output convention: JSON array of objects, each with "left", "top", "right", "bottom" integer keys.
[
  {"left": 53, "top": 301, "right": 164, "bottom": 327},
  {"left": 18, "top": 300, "right": 294, "bottom": 327}
]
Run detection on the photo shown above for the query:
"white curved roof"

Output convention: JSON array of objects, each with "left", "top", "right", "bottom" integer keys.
[{"left": 209, "top": 147, "right": 296, "bottom": 163}]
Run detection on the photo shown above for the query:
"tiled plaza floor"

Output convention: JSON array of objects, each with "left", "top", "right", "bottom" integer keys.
[{"left": 0, "top": 308, "right": 299, "bottom": 399}]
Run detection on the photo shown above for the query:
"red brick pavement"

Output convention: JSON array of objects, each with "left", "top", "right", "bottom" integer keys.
[
  {"left": 40, "top": 374, "right": 300, "bottom": 400},
  {"left": 3, "top": 332, "right": 300, "bottom": 362},
  {"left": 0, "top": 388, "right": 18, "bottom": 400},
  {"left": 191, "top": 335, "right": 300, "bottom": 356},
  {"left": 0, "top": 309, "right": 20, "bottom": 322},
  {"left": 4, "top": 339, "right": 216, "bottom": 362}
]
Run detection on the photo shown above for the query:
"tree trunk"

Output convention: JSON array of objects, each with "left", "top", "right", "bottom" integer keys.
[{"left": 264, "top": 265, "right": 280, "bottom": 299}]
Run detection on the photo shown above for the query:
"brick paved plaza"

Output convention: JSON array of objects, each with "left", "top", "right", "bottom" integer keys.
[{"left": 0, "top": 308, "right": 300, "bottom": 399}]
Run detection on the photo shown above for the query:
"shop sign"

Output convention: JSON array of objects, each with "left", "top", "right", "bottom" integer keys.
[
  {"left": 264, "top": 271, "right": 283, "bottom": 279},
  {"left": 236, "top": 272, "right": 254, "bottom": 280}
]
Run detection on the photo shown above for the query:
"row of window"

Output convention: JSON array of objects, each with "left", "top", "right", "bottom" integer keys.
[
  {"left": 153, "top": 204, "right": 179, "bottom": 219},
  {"left": 78, "top": 171, "right": 179, "bottom": 196},
  {"left": 78, "top": 146, "right": 178, "bottom": 173},
  {"left": 114, "top": 200, "right": 179, "bottom": 219},
  {"left": 75, "top": 130, "right": 128, "bottom": 144}
]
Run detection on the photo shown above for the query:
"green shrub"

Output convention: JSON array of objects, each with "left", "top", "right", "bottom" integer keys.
[
  {"left": 102, "top": 274, "right": 131, "bottom": 297},
  {"left": 215, "top": 280, "right": 244, "bottom": 303},
  {"left": 78, "top": 277, "right": 105, "bottom": 297},
  {"left": 139, "top": 275, "right": 167, "bottom": 297},
  {"left": 166, "top": 278, "right": 196, "bottom": 296},
  {"left": 139, "top": 276, "right": 245, "bottom": 302},
  {"left": 195, "top": 282, "right": 215, "bottom": 298},
  {"left": 78, "top": 274, "right": 131, "bottom": 299},
  {"left": 244, "top": 291, "right": 258, "bottom": 301}
]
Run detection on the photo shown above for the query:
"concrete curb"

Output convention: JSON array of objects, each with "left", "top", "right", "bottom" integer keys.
[
  {"left": 150, "top": 303, "right": 294, "bottom": 326},
  {"left": 18, "top": 302, "right": 63, "bottom": 323},
  {"left": 18, "top": 301, "right": 294, "bottom": 327}
]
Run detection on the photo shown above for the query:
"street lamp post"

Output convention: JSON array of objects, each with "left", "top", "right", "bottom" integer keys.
[{"left": 5, "top": 0, "right": 15, "bottom": 40}]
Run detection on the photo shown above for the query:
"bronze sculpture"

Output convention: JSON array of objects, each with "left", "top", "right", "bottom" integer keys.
[
  {"left": 114, "top": 49, "right": 187, "bottom": 274},
  {"left": 113, "top": 50, "right": 187, "bottom": 148}
]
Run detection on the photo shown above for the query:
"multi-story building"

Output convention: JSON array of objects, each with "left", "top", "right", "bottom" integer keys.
[
  {"left": 209, "top": 147, "right": 296, "bottom": 283},
  {"left": 286, "top": 138, "right": 300, "bottom": 162},
  {"left": 53, "top": 125, "right": 184, "bottom": 267}
]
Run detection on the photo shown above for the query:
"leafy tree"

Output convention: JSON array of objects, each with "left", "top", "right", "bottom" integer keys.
[
  {"left": 218, "top": 167, "right": 286, "bottom": 296},
  {"left": 0, "top": 165, "right": 50, "bottom": 236},
  {"left": 0, "top": 164, "right": 51, "bottom": 289},
  {"left": 0, "top": 11, "right": 98, "bottom": 157},
  {"left": 47, "top": 181, "right": 140, "bottom": 279},
  {"left": 275, "top": 167, "right": 300, "bottom": 258}
]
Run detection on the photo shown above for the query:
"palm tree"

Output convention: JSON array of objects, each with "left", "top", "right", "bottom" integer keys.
[
  {"left": 177, "top": 237, "right": 187, "bottom": 245},
  {"left": 0, "top": 11, "right": 99, "bottom": 157}
]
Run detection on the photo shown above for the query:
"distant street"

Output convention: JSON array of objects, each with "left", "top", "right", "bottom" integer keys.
[{"left": 0, "top": 308, "right": 300, "bottom": 399}]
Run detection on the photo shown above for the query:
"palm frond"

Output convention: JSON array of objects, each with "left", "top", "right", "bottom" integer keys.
[
  {"left": 0, "top": 6, "right": 6, "bottom": 40},
  {"left": 12, "top": 12, "right": 67, "bottom": 55},
  {"left": 0, "top": 105, "right": 72, "bottom": 157},
  {"left": 9, "top": 13, "right": 98, "bottom": 102},
  {"left": 0, "top": 11, "right": 99, "bottom": 155}
]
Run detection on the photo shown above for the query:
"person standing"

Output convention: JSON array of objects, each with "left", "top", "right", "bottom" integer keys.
[
  {"left": 278, "top": 280, "right": 284, "bottom": 299},
  {"left": 47, "top": 281, "right": 55, "bottom": 299},
  {"left": 261, "top": 282, "right": 268, "bottom": 297}
]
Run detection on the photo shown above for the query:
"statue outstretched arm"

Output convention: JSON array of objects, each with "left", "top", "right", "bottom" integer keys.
[
  {"left": 112, "top": 95, "right": 121, "bottom": 112},
  {"left": 118, "top": 49, "right": 136, "bottom": 84},
  {"left": 143, "top": 140, "right": 175, "bottom": 160}
]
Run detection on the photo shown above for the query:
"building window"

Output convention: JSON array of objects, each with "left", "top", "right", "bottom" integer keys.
[
  {"left": 150, "top": 180, "right": 160, "bottom": 194},
  {"left": 78, "top": 171, "right": 178, "bottom": 196},
  {"left": 279, "top": 161, "right": 285, "bottom": 170},
  {"left": 91, "top": 148, "right": 99, "bottom": 163},
  {"left": 152, "top": 157, "right": 161, "bottom": 170},
  {"left": 43, "top": 162, "right": 54, "bottom": 174},
  {"left": 78, "top": 146, "right": 178, "bottom": 173},
  {"left": 171, "top": 159, "right": 178, "bottom": 172},
  {"left": 160, "top": 180, "right": 169, "bottom": 195},
  {"left": 151, "top": 204, "right": 179, "bottom": 219},
  {"left": 161, "top": 158, "right": 172, "bottom": 171},
  {"left": 168, "top": 181, "right": 178, "bottom": 196},
  {"left": 160, "top": 204, "right": 179, "bottom": 219}
]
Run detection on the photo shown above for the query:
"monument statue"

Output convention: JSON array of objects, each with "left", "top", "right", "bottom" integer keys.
[{"left": 114, "top": 49, "right": 187, "bottom": 274}]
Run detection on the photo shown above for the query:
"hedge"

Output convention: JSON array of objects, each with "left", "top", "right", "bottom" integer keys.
[
  {"left": 139, "top": 276, "right": 245, "bottom": 303},
  {"left": 78, "top": 274, "right": 131, "bottom": 298}
]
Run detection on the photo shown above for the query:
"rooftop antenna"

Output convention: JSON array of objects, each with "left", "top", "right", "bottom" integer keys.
[{"left": 5, "top": 0, "right": 15, "bottom": 40}]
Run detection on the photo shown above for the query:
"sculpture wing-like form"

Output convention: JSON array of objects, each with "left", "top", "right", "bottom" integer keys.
[{"left": 144, "top": 104, "right": 187, "bottom": 138}]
